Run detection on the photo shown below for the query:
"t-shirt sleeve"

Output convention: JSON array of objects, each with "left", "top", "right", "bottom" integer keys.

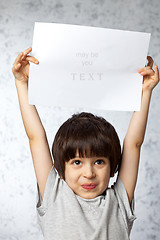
[
  {"left": 112, "top": 176, "right": 136, "bottom": 234},
  {"left": 36, "top": 165, "right": 59, "bottom": 216}
]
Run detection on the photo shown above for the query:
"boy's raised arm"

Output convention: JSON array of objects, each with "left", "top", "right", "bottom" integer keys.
[
  {"left": 12, "top": 47, "right": 53, "bottom": 200},
  {"left": 118, "top": 57, "right": 159, "bottom": 205}
]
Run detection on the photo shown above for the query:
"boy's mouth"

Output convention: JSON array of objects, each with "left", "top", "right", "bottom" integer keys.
[{"left": 81, "top": 184, "right": 96, "bottom": 190}]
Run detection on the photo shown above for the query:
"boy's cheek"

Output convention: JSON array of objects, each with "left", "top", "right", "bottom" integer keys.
[{"left": 65, "top": 169, "right": 79, "bottom": 184}]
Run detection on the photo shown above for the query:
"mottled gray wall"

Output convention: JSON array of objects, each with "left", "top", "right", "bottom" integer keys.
[{"left": 0, "top": 0, "right": 160, "bottom": 239}]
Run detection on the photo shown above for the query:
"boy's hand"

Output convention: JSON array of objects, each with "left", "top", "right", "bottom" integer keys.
[
  {"left": 138, "top": 56, "right": 159, "bottom": 92},
  {"left": 12, "top": 47, "right": 39, "bottom": 84}
]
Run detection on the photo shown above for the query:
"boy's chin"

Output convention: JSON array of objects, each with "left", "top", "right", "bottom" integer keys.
[{"left": 76, "top": 191, "right": 103, "bottom": 199}]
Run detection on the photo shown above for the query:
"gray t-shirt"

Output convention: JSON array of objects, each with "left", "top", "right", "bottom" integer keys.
[{"left": 36, "top": 166, "right": 136, "bottom": 240}]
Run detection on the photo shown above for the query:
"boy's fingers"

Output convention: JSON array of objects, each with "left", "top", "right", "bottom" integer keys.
[
  {"left": 154, "top": 65, "right": 159, "bottom": 82},
  {"left": 138, "top": 66, "right": 152, "bottom": 72},
  {"left": 15, "top": 47, "right": 32, "bottom": 63},
  {"left": 13, "top": 48, "right": 38, "bottom": 74},
  {"left": 147, "top": 56, "right": 153, "bottom": 68},
  {"left": 12, "top": 61, "right": 22, "bottom": 73},
  {"left": 26, "top": 56, "right": 39, "bottom": 64},
  {"left": 14, "top": 47, "right": 32, "bottom": 65},
  {"left": 23, "top": 47, "right": 32, "bottom": 56},
  {"left": 14, "top": 52, "right": 23, "bottom": 65},
  {"left": 138, "top": 68, "right": 154, "bottom": 75},
  {"left": 15, "top": 63, "right": 21, "bottom": 71},
  {"left": 13, "top": 53, "right": 25, "bottom": 70}
]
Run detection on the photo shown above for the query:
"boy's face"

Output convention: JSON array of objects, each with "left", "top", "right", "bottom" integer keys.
[{"left": 64, "top": 150, "right": 111, "bottom": 199}]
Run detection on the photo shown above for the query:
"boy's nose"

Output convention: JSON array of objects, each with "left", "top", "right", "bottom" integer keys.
[{"left": 83, "top": 165, "right": 96, "bottom": 178}]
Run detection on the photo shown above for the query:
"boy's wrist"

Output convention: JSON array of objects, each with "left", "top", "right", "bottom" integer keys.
[
  {"left": 142, "top": 87, "right": 152, "bottom": 97},
  {"left": 15, "top": 79, "right": 28, "bottom": 88}
]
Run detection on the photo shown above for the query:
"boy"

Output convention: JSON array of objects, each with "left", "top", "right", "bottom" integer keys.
[{"left": 12, "top": 47, "right": 159, "bottom": 240}]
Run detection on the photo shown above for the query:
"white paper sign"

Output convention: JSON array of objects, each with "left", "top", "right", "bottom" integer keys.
[{"left": 29, "top": 22, "right": 151, "bottom": 111}]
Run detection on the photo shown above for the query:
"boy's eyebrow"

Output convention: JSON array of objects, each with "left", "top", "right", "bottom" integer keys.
[{"left": 69, "top": 156, "right": 108, "bottom": 161}]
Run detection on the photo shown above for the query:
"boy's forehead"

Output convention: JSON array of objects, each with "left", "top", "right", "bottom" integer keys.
[{"left": 75, "top": 148, "right": 108, "bottom": 160}]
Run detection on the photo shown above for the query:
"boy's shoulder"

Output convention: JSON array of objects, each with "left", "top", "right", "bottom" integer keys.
[{"left": 106, "top": 177, "right": 130, "bottom": 204}]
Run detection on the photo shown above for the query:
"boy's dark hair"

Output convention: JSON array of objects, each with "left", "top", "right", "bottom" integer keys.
[{"left": 52, "top": 112, "right": 122, "bottom": 180}]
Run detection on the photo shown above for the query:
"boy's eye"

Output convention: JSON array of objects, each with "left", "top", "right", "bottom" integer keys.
[
  {"left": 73, "top": 160, "right": 81, "bottom": 165},
  {"left": 95, "top": 159, "right": 104, "bottom": 165},
  {"left": 72, "top": 159, "right": 105, "bottom": 166}
]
